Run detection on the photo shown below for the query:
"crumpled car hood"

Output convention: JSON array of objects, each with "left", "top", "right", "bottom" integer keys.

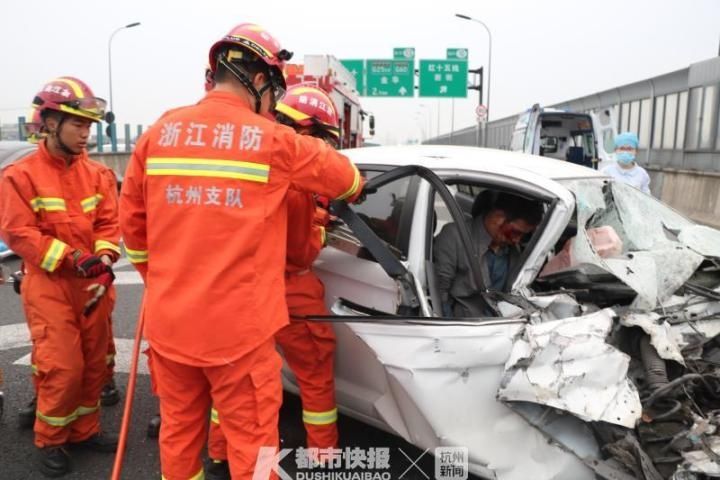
[{"left": 497, "top": 309, "right": 641, "bottom": 428}]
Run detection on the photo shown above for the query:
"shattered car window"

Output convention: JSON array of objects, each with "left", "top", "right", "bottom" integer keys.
[
  {"left": 543, "top": 180, "right": 705, "bottom": 309},
  {"left": 586, "top": 180, "right": 693, "bottom": 251}
]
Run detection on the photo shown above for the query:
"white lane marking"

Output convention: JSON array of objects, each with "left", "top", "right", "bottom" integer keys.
[
  {"left": 13, "top": 338, "right": 150, "bottom": 375},
  {"left": 0, "top": 267, "right": 140, "bottom": 285},
  {"left": 114, "top": 258, "right": 131, "bottom": 269},
  {"left": 114, "top": 270, "right": 143, "bottom": 285},
  {"left": 2, "top": 322, "right": 149, "bottom": 375},
  {"left": 0, "top": 322, "right": 30, "bottom": 350}
]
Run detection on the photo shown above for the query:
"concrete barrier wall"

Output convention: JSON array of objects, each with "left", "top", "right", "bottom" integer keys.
[
  {"left": 648, "top": 166, "right": 720, "bottom": 228},
  {"left": 94, "top": 152, "right": 131, "bottom": 178}
]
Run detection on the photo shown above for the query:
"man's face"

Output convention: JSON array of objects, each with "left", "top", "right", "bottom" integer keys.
[
  {"left": 493, "top": 216, "right": 536, "bottom": 247},
  {"left": 47, "top": 115, "right": 92, "bottom": 154}
]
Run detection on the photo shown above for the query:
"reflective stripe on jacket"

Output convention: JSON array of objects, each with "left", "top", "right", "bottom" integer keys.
[
  {"left": 0, "top": 141, "right": 121, "bottom": 273},
  {"left": 120, "top": 91, "right": 363, "bottom": 366}
]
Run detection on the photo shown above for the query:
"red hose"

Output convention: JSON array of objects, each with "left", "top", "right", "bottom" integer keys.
[{"left": 110, "top": 310, "right": 144, "bottom": 480}]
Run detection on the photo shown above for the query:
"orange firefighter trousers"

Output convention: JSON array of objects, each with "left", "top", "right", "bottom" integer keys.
[
  {"left": 23, "top": 270, "right": 115, "bottom": 447},
  {"left": 151, "top": 338, "right": 283, "bottom": 480},
  {"left": 208, "top": 271, "right": 337, "bottom": 461}
]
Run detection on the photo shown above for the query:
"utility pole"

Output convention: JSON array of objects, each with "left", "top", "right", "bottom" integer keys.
[
  {"left": 468, "top": 67, "right": 484, "bottom": 147},
  {"left": 450, "top": 99, "right": 455, "bottom": 144}
]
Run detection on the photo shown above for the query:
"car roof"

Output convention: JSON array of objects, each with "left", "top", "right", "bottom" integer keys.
[
  {"left": 0, "top": 141, "right": 37, "bottom": 169},
  {"left": 344, "top": 145, "right": 606, "bottom": 181}
]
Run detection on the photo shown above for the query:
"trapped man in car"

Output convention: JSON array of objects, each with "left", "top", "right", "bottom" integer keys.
[{"left": 434, "top": 192, "right": 544, "bottom": 317}]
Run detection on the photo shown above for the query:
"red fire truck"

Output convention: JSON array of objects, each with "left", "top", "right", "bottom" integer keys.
[{"left": 285, "top": 55, "right": 374, "bottom": 149}]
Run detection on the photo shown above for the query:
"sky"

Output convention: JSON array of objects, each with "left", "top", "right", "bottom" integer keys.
[{"left": 1, "top": 0, "right": 718, "bottom": 145}]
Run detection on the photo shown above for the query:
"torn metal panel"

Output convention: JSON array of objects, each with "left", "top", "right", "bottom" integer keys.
[
  {"left": 506, "top": 402, "right": 629, "bottom": 480},
  {"left": 527, "top": 293, "right": 584, "bottom": 320},
  {"left": 347, "top": 321, "right": 594, "bottom": 480},
  {"left": 678, "top": 225, "right": 720, "bottom": 259},
  {"left": 499, "top": 309, "right": 642, "bottom": 428},
  {"left": 644, "top": 247, "right": 704, "bottom": 304},
  {"left": 496, "top": 300, "right": 527, "bottom": 318},
  {"left": 664, "top": 298, "right": 720, "bottom": 351},
  {"left": 678, "top": 437, "right": 720, "bottom": 476},
  {"left": 603, "top": 254, "right": 659, "bottom": 310},
  {"left": 620, "top": 313, "right": 686, "bottom": 365}
]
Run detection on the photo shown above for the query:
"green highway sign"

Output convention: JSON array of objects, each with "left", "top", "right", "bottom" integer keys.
[
  {"left": 366, "top": 59, "right": 414, "bottom": 97},
  {"left": 393, "top": 47, "right": 415, "bottom": 60},
  {"left": 340, "top": 59, "right": 365, "bottom": 95},
  {"left": 418, "top": 59, "right": 468, "bottom": 98},
  {"left": 446, "top": 48, "right": 469, "bottom": 60}
]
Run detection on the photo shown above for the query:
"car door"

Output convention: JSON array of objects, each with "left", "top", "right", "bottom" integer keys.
[
  {"left": 303, "top": 165, "right": 593, "bottom": 479},
  {"left": 590, "top": 108, "right": 618, "bottom": 169}
]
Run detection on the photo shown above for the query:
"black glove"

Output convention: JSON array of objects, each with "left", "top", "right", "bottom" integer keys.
[
  {"left": 72, "top": 250, "right": 108, "bottom": 278},
  {"left": 11, "top": 271, "right": 23, "bottom": 295}
]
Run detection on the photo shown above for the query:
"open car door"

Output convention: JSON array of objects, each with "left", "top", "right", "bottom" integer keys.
[{"left": 295, "top": 164, "right": 597, "bottom": 480}]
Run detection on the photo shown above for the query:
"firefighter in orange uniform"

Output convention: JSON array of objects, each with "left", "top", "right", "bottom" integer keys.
[
  {"left": 16, "top": 109, "right": 121, "bottom": 432},
  {"left": 206, "top": 85, "right": 342, "bottom": 479},
  {"left": 119, "top": 23, "right": 363, "bottom": 480},
  {"left": 0, "top": 77, "right": 121, "bottom": 477}
]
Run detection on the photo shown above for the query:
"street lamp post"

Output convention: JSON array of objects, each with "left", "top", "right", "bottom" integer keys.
[
  {"left": 418, "top": 104, "right": 432, "bottom": 143},
  {"left": 108, "top": 22, "right": 141, "bottom": 114},
  {"left": 456, "top": 13, "right": 492, "bottom": 147}
]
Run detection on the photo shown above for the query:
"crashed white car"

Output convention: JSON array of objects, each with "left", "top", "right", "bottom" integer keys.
[{"left": 281, "top": 145, "right": 720, "bottom": 480}]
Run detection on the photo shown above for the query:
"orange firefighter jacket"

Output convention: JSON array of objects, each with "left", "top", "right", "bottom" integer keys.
[
  {"left": 285, "top": 190, "right": 327, "bottom": 275},
  {"left": 120, "top": 91, "right": 362, "bottom": 367},
  {"left": 0, "top": 141, "right": 121, "bottom": 275}
]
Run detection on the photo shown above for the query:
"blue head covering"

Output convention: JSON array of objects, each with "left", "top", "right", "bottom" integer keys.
[{"left": 614, "top": 132, "right": 639, "bottom": 149}]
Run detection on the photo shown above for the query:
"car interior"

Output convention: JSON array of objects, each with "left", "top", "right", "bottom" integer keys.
[
  {"left": 537, "top": 114, "right": 597, "bottom": 168},
  {"left": 425, "top": 181, "right": 550, "bottom": 317},
  {"left": 334, "top": 169, "right": 552, "bottom": 318}
]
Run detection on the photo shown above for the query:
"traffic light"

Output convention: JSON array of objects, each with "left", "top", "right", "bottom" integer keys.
[{"left": 467, "top": 67, "right": 483, "bottom": 104}]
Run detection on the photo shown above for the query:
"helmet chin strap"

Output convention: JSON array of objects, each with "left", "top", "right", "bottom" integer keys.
[
  {"left": 49, "top": 116, "right": 79, "bottom": 157},
  {"left": 218, "top": 56, "right": 275, "bottom": 113}
]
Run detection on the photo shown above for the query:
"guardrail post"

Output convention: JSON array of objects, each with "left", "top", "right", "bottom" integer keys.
[
  {"left": 97, "top": 123, "right": 104, "bottom": 153},
  {"left": 124, "top": 124, "right": 131, "bottom": 152},
  {"left": 110, "top": 123, "right": 118, "bottom": 153},
  {"left": 18, "top": 116, "right": 26, "bottom": 141}
]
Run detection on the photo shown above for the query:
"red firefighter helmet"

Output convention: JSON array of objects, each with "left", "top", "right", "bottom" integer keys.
[
  {"left": 275, "top": 85, "right": 340, "bottom": 145},
  {"left": 32, "top": 77, "right": 106, "bottom": 123},
  {"left": 24, "top": 108, "right": 46, "bottom": 143},
  {"left": 208, "top": 23, "right": 293, "bottom": 112}
]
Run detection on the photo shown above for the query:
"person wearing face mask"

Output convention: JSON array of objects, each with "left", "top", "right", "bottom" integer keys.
[
  {"left": 601, "top": 132, "right": 651, "bottom": 194},
  {"left": 434, "top": 192, "right": 544, "bottom": 317}
]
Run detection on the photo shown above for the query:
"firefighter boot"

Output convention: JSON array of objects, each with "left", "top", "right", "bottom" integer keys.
[
  {"left": 38, "top": 446, "right": 71, "bottom": 478},
  {"left": 205, "top": 459, "right": 230, "bottom": 480},
  {"left": 147, "top": 413, "right": 161, "bottom": 438},
  {"left": 18, "top": 395, "right": 37, "bottom": 429},
  {"left": 100, "top": 378, "right": 120, "bottom": 407},
  {"left": 70, "top": 432, "right": 119, "bottom": 453}
]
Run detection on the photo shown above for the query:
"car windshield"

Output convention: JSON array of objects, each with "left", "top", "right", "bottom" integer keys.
[
  {"left": 561, "top": 178, "right": 694, "bottom": 250},
  {"left": 549, "top": 178, "right": 701, "bottom": 308}
]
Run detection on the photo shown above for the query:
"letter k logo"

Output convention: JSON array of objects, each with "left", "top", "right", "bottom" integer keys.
[{"left": 253, "top": 447, "right": 293, "bottom": 480}]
